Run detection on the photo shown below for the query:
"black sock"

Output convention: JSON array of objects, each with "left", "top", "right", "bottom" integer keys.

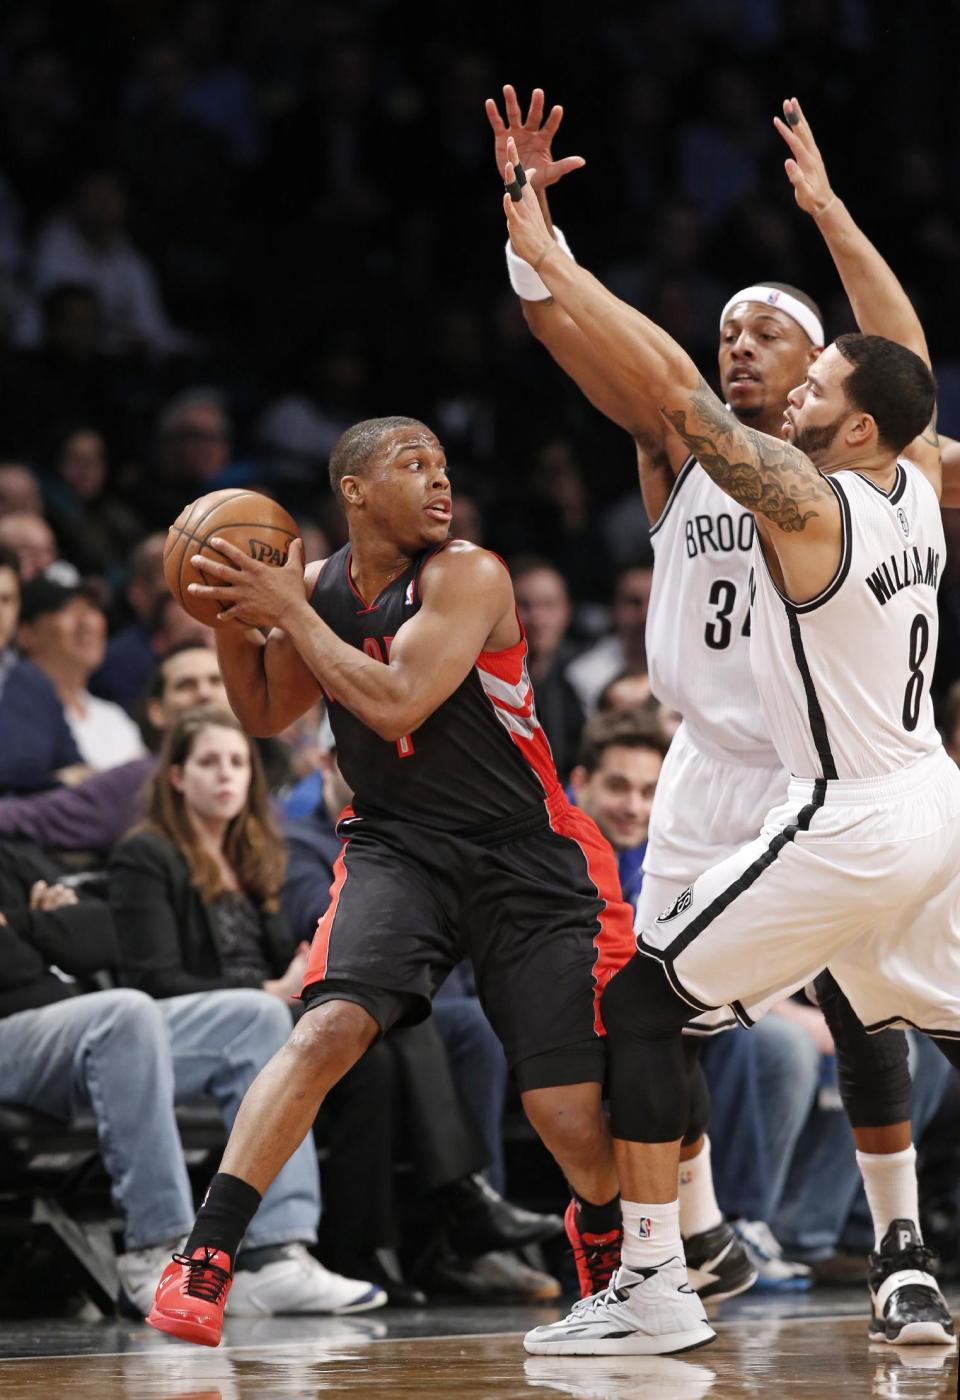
[
  {"left": 573, "top": 1190, "right": 621, "bottom": 1235},
  {"left": 184, "top": 1172, "right": 263, "bottom": 1267}
]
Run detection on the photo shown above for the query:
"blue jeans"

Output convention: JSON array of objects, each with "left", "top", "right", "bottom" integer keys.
[
  {"left": 0, "top": 988, "right": 320, "bottom": 1251},
  {"left": 701, "top": 1013, "right": 820, "bottom": 1222},
  {"left": 774, "top": 1031, "right": 953, "bottom": 1258},
  {"left": 432, "top": 995, "right": 509, "bottom": 1194}
]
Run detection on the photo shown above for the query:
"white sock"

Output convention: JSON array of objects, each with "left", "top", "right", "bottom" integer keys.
[
  {"left": 855, "top": 1145, "right": 920, "bottom": 1249},
  {"left": 621, "top": 1198, "right": 684, "bottom": 1270},
  {"left": 678, "top": 1136, "right": 723, "bottom": 1239}
]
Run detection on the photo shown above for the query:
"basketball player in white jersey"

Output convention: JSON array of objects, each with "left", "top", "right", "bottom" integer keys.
[
  {"left": 500, "top": 126, "right": 960, "bottom": 1356},
  {"left": 488, "top": 87, "right": 958, "bottom": 1344}
]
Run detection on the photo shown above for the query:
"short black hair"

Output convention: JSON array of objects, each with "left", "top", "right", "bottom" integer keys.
[
  {"left": 0, "top": 545, "right": 21, "bottom": 579},
  {"left": 576, "top": 707, "right": 669, "bottom": 775},
  {"left": 147, "top": 640, "right": 218, "bottom": 702},
  {"left": 328, "top": 416, "right": 430, "bottom": 501},
  {"left": 509, "top": 553, "right": 565, "bottom": 584},
  {"left": 762, "top": 281, "right": 823, "bottom": 331},
  {"left": 834, "top": 333, "right": 937, "bottom": 454}
]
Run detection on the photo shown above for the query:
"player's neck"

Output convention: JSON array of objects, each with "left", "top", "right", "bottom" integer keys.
[
  {"left": 348, "top": 530, "right": 416, "bottom": 607},
  {"left": 818, "top": 445, "right": 899, "bottom": 488}
]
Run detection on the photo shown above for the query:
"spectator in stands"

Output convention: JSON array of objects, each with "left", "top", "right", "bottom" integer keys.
[
  {"left": 91, "top": 534, "right": 178, "bottom": 710},
  {"left": 41, "top": 425, "right": 144, "bottom": 583},
  {"left": 0, "top": 462, "right": 42, "bottom": 517},
  {"left": 109, "top": 706, "right": 385, "bottom": 1314},
  {"left": 145, "top": 388, "right": 234, "bottom": 529},
  {"left": 565, "top": 562, "right": 653, "bottom": 713},
  {"left": 0, "top": 545, "right": 86, "bottom": 795},
  {"left": 33, "top": 168, "right": 190, "bottom": 359},
  {"left": 282, "top": 721, "right": 564, "bottom": 1301},
  {"left": 511, "top": 555, "right": 585, "bottom": 781},
  {"left": 0, "top": 512, "right": 57, "bottom": 581},
  {"left": 18, "top": 572, "right": 147, "bottom": 770},
  {"left": 568, "top": 706, "right": 666, "bottom": 907},
  {"left": 0, "top": 641, "right": 224, "bottom": 851}
]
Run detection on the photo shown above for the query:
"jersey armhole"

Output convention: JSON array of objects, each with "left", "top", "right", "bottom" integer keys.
[
  {"left": 758, "top": 474, "right": 852, "bottom": 615},
  {"left": 648, "top": 456, "right": 697, "bottom": 537}
]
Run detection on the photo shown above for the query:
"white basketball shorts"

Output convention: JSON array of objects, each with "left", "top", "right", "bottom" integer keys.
[{"left": 637, "top": 746, "right": 960, "bottom": 1040}]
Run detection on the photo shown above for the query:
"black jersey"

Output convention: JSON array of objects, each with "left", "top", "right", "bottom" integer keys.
[{"left": 309, "top": 542, "right": 561, "bottom": 831}]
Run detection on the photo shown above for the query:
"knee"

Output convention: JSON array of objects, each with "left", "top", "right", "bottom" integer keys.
[
  {"left": 97, "top": 988, "right": 162, "bottom": 1040},
  {"left": 230, "top": 988, "right": 294, "bottom": 1048},
  {"left": 522, "top": 1086, "right": 605, "bottom": 1162},
  {"left": 601, "top": 955, "right": 690, "bottom": 1043},
  {"left": 287, "top": 999, "right": 379, "bottom": 1078}
]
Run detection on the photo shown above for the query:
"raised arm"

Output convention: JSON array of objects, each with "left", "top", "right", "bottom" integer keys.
[
  {"left": 486, "top": 85, "right": 681, "bottom": 518},
  {"left": 502, "top": 141, "right": 841, "bottom": 597},
  {"left": 776, "top": 96, "right": 941, "bottom": 492}
]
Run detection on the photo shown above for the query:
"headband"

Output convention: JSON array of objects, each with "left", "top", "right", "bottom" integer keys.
[{"left": 720, "top": 284, "right": 824, "bottom": 347}]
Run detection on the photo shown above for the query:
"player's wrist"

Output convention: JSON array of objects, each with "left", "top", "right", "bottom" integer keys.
[
  {"left": 505, "top": 224, "right": 575, "bottom": 300},
  {"left": 812, "top": 191, "right": 839, "bottom": 222}
]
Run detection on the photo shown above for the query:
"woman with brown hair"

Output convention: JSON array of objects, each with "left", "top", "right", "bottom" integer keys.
[{"left": 108, "top": 707, "right": 386, "bottom": 1318}]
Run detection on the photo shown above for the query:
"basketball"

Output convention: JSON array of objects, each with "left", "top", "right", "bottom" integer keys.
[{"left": 163, "top": 489, "right": 301, "bottom": 627}]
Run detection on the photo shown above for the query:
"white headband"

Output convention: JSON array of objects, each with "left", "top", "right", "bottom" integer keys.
[{"left": 720, "top": 284, "right": 824, "bottom": 348}]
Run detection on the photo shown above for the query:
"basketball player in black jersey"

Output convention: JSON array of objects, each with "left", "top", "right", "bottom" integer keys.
[{"left": 146, "top": 415, "right": 643, "bottom": 1346}]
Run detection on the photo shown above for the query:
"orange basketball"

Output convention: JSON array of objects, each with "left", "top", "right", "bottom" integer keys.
[{"left": 164, "top": 489, "right": 301, "bottom": 627}]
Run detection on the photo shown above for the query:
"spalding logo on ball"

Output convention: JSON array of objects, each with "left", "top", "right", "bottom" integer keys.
[{"left": 164, "top": 489, "right": 301, "bottom": 627}]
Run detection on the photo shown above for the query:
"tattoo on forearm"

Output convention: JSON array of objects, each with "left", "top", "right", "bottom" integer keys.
[{"left": 659, "top": 376, "right": 831, "bottom": 531}]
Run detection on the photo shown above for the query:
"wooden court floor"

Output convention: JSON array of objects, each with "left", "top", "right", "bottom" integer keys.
[{"left": 0, "top": 1291, "right": 957, "bottom": 1398}]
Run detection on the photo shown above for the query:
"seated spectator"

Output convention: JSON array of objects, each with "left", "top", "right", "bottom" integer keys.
[
  {"left": 0, "top": 546, "right": 86, "bottom": 795},
  {"left": 145, "top": 388, "right": 235, "bottom": 530},
  {"left": 282, "top": 721, "right": 564, "bottom": 1301},
  {"left": 33, "top": 168, "right": 191, "bottom": 359},
  {"left": 0, "top": 511, "right": 58, "bottom": 581},
  {"left": 511, "top": 555, "right": 585, "bottom": 782},
  {"left": 565, "top": 562, "right": 652, "bottom": 713},
  {"left": 109, "top": 707, "right": 384, "bottom": 1314},
  {"left": 90, "top": 534, "right": 179, "bottom": 711},
  {"left": 596, "top": 670, "right": 683, "bottom": 741},
  {"left": 40, "top": 424, "right": 145, "bottom": 584},
  {"left": 18, "top": 572, "right": 147, "bottom": 770},
  {"left": 568, "top": 706, "right": 666, "bottom": 906},
  {"left": 0, "top": 462, "right": 43, "bottom": 517},
  {"left": 0, "top": 641, "right": 224, "bottom": 852}
]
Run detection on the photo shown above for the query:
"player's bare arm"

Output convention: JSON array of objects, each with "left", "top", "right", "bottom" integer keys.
[
  {"left": 503, "top": 140, "right": 838, "bottom": 557},
  {"left": 199, "top": 552, "right": 326, "bottom": 735},
  {"left": 776, "top": 96, "right": 942, "bottom": 494},
  {"left": 487, "top": 85, "right": 681, "bottom": 519},
  {"left": 273, "top": 545, "right": 515, "bottom": 743}
]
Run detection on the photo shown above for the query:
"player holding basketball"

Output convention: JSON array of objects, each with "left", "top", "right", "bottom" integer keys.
[
  {"left": 501, "top": 124, "right": 960, "bottom": 1355},
  {"left": 144, "top": 413, "right": 652, "bottom": 1346},
  {"left": 489, "top": 87, "right": 957, "bottom": 1346}
]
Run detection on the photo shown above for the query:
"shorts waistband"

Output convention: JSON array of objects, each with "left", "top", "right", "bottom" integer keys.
[{"left": 787, "top": 746, "right": 952, "bottom": 806}]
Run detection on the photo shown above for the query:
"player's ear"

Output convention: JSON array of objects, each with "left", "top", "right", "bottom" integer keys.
[
  {"left": 846, "top": 412, "right": 874, "bottom": 448},
  {"left": 340, "top": 474, "right": 364, "bottom": 507}
]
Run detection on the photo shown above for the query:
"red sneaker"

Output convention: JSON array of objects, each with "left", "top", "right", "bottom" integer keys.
[
  {"left": 564, "top": 1197, "right": 623, "bottom": 1299},
  {"left": 146, "top": 1246, "right": 233, "bottom": 1347}
]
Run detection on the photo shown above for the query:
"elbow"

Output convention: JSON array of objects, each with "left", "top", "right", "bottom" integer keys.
[{"left": 372, "top": 706, "right": 422, "bottom": 743}]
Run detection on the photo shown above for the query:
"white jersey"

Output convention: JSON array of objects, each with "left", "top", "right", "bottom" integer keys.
[
  {"left": 749, "top": 460, "right": 944, "bottom": 781},
  {"left": 646, "top": 459, "right": 779, "bottom": 766}
]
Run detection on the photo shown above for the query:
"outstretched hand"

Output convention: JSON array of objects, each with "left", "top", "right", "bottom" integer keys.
[
  {"left": 501, "top": 138, "right": 555, "bottom": 269},
  {"left": 774, "top": 97, "right": 835, "bottom": 218},
  {"left": 485, "top": 84, "right": 585, "bottom": 191}
]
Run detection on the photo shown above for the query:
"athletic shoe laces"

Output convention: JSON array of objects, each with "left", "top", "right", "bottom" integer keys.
[
  {"left": 571, "top": 1230, "right": 622, "bottom": 1295},
  {"left": 873, "top": 1241, "right": 937, "bottom": 1285},
  {"left": 172, "top": 1248, "right": 231, "bottom": 1304}
]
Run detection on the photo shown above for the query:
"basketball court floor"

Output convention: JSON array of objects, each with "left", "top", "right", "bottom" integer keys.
[{"left": 1, "top": 1285, "right": 957, "bottom": 1398}]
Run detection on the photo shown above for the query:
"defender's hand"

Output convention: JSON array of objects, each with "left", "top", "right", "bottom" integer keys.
[
  {"left": 485, "top": 84, "right": 585, "bottom": 192},
  {"left": 502, "top": 138, "right": 555, "bottom": 267},
  {"left": 774, "top": 97, "right": 835, "bottom": 218},
  {"left": 189, "top": 536, "right": 307, "bottom": 630}
]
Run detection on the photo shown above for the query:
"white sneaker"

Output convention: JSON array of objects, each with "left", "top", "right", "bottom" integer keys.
[
  {"left": 117, "top": 1238, "right": 187, "bottom": 1318},
  {"left": 732, "top": 1219, "right": 812, "bottom": 1290},
  {"left": 227, "top": 1244, "right": 386, "bottom": 1316},
  {"left": 523, "top": 1259, "right": 716, "bottom": 1356}
]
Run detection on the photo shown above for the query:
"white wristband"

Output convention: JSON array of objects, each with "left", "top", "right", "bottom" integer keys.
[{"left": 506, "top": 224, "right": 575, "bottom": 301}]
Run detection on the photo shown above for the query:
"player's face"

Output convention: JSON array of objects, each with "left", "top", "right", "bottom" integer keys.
[
  {"left": 573, "top": 744, "right": 662, "bottom": 852},
  {"left": 364, "top": 427, "right": 452, "bottom": 549},
  {"left": 782, "top": 344, "right": 855, "bottom": 463},
  {"left": 172, "top": 724, "right": 251, "bottom": 825},
  {"left": 718, "top": 303, "right": 819, "bottom": 429}
]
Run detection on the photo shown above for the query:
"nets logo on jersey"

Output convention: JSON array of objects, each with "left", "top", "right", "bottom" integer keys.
[
  {"left": 896, "top": 507, "right": 911, "bottom": 540},
  {"left": 657, "top": 887, "right": 693, "bottom": 922}
]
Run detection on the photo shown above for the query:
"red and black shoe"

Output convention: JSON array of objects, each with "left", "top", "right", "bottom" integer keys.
[
  {"left": 564, "top": 1198, "right": 623, "bottom": 1299},
  {"left": 147, "top": 1246, "right": 233, "bottom": 1347}
]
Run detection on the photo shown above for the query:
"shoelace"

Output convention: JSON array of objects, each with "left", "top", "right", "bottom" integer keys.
[
  {"left": 572, "top": 1232, "right": 622, "bottom": 1294},
  {"left": 172, "top": 1249, "right": 231, "bottom": 1304},
  {"left": 874, "top": 1243, "right": 938, "bottom": 1284}
]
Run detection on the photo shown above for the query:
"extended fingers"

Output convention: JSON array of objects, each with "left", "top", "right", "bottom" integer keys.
[
  {"left": 484, "top": 96, "right": 506, "bottom": 133},
  {"left": 525, "top": 87, "right": 545, "bottom": 128},
  {"left": 190, "top": 553, "right": 241, "bottom": 581},
  {"left": 503, "top": 83, "right": 522, "bottom": 126},
  {"left": 541, "top": 102, "right": 564, "bottom": 139}
]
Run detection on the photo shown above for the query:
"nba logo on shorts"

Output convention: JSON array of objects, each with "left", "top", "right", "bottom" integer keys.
[
  {"left": 637, "top": 1217, "right": 653, "bottom": 1238},
  {"left": 657, "top": 887, "right": 693, "bottom": 922}
]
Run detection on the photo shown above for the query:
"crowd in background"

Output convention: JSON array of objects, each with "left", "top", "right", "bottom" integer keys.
[{"left": 0, "top": 0, "right": 959, "bottom": 1315}]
